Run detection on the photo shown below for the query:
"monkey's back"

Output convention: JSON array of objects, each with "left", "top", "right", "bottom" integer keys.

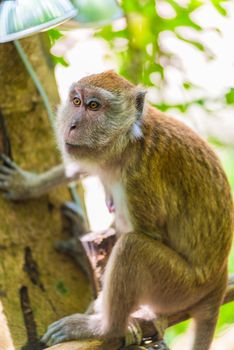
[{"left": 126, "top": 106, "right": 233, "bottom": 279}]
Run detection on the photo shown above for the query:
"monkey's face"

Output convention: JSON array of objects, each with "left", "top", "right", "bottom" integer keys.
[
  {"left": 56, "top": 84, "right": 136, "bottom": 161},
  {"left": 56, "top": 71, "right": 146, "bottom": 163}
]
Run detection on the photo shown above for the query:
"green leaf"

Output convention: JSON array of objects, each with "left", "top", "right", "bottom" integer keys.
[
  {"left": 47, "top": 28, "right": 64, "bottom": 47},
  {"left": 225, "top": 88, "right": 234, "bottom": 104},
  {"left": 217, "top": 302, "right": 234, "bottom": 330},
  {"left": 165, "top": 320, "right": 190, "bottom": 345},
  {"left": 210, "top": 0, "right": 228, "bottom": 16},
  {"left": 187, "top": 0, "right": 204, "bottom": 12},
  {"left": 51, "top": 55, "right": 69, "bottom": 67},
  {"left": 176, "top": 33, "right": 214, "bottom": 58},
  {"left": 208, "top": 136, "right": 225, "bottom": 147},
  {"left": 183, "top": 81, "right": 192, "bottom": 90}
]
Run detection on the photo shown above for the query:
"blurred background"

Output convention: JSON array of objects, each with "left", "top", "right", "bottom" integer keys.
[{"left": 51, "top": 0, "right": 234, "bottom": 347}]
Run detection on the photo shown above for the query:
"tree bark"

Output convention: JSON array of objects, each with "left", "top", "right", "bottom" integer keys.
[{"left": 0, "top": 34, "right": 91, "bottom": 350}]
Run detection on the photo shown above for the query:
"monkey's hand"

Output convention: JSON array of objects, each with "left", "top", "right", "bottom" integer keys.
[
  {"left": 41, "top": 313, "right": 102, "bottom": 346},
  {"left": 0, "top": 154, "right": 41, "bottom": 200}
]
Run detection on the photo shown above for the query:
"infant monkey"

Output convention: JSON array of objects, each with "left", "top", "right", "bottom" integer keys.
[{"left": 42, "top": 71, "right": 233, "bottom": 349}]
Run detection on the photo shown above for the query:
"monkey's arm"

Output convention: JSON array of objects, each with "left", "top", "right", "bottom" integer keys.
[{"left": 0, "top": 154, "right": 81, "bottom": 200}]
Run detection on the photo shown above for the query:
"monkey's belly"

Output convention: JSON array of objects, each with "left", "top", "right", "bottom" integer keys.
[{"left": 108, "top": 181, "right": 133, "bottom": 234}]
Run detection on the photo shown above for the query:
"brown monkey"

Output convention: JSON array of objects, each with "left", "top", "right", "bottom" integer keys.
[{"left": 42, "top": 71, "right": 233, "bottom": 350}]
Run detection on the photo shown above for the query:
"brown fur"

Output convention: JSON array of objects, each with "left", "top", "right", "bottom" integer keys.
[
  {"left": 43, "top": 71, "right": 233, "bottom": 350},
  {"left": 78, "top": 70, "right": 135, "bottom": 93}
]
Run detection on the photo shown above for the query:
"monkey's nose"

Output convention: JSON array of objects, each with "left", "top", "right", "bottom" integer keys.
[
  {"left": 68, "top": 123, "right": 78, "bottom": 136},
  {"left": 70, "top": 123, "right": 77, "bottom": 131}
]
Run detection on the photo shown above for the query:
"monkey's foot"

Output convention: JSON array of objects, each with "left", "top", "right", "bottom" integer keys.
[
  {"left": 125, "top": 319, "right": 143, "bottom": 346},
  {"left": 143, "top": 339, "right": 170, "bottom": 349},
  {"left": 41, "top": 314, "right": 101, "bottom": 346},
  {"left": 126, "top": 339, "right": 170, "bottom": 350},
  {"left": 125, "top": 318, "right": 169, "bottom": 349}
]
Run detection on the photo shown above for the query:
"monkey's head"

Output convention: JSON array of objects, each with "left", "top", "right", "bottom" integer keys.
[{"left": 56, "top": 70, "right": 146, "bottom": 164}]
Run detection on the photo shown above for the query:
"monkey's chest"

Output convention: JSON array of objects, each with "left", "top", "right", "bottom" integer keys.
[{"left": 104, "top": 181, "right": 133, "bottom": 234}]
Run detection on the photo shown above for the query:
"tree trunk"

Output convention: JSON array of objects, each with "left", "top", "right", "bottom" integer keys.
[{"left": 0, "top": 34, "right": 91, "bottom": 350}]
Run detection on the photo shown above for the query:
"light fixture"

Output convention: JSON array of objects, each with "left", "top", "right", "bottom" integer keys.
[
  {"left": 0, "top": 0, "right": 77, "bottom": 43},
  {"left": 68, "top": 0, "right": 123, "bottom": 27}
]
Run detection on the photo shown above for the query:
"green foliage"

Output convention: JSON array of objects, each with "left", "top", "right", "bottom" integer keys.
[
  {"left": 47, "top": 28, "right": 64, "bottom": 46},
  {"left": 165, "top": 320, "right": 189, "bottom": 344},
  {"left": 96, "top": 0, "right": 233, "bottom": 114},
  {"left": 97, "top": 1, "right": 205, "bottom": 91},
  {"left": 225, "top": 88, "right": 234, "bottom": 104},
  {"left": 47, "top": 29, "right": 69, "bottom": 67},
  {"left": 51, "top": 55, "right": 69, "bottom": 67},
  {"left": 210, "top": 0, "right": 229, "bottom": 15},
  {"left": 218, "top": 302, "right": 234, "bottom": 330}
]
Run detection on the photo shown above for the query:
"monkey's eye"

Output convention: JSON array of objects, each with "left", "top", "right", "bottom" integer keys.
[
  {"left": 88, "top": 100, "right": 100, "bottom": 110},
  {"left": 73, "top": 97, "right": 81, "bottom": 106}
]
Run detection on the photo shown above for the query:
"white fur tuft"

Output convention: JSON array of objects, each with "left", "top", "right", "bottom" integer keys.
[
  {"left": 131, "top": 121, "right": 143, "bottom": 140},
  {"left": 64, "top": 160, "right": 81, "bottom": 179}
]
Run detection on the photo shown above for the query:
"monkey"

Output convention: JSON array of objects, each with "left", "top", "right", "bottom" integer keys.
[{"left": 13, "top": 71, "right": 234, "bottom": 349}]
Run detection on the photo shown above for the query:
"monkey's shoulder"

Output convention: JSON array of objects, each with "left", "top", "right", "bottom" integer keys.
[
  {"left": 130, "top": 106, "right": 232, "bottom": 207},
  {"left": 145, "top": 106, "right": 206, "bottom": 149},
  {"left": 143, "top": 106, "right": 223, "bottom": 171}
]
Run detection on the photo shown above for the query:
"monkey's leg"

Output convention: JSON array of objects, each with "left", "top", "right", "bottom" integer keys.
[
  {"left": 188, "top": 284, "right": 226, "bottom": 350},
  {"left": 41, "top": 231, "right": 150, "bottom": 346},
  {"left": 101, "top": 232, "right": 224, "bottom": 349},
  {"left": 42, "top": 231, "right": 223, "bottom": 348},
  {"left": 191, "top": 318, "right": 218, "bottom": 350}
]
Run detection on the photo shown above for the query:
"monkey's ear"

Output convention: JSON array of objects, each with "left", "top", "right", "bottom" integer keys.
[
  {"left": 135, "top": 89, "right": 147, "bottom": 119},
  {"left": 131, "top": 89, "right": 146, "bottom": 140}
]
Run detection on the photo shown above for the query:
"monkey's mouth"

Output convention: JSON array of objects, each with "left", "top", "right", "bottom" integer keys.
[
  {"left": 65, "top": 142, "right": 81, "bottom": 148},
  {"left": 65, "top": 142, "right": 92, "bottom": 154},
  {"left": 65, "top": 142, "right": 81, "bottom": 152}
]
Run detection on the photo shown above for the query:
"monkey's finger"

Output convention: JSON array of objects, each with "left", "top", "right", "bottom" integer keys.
[
  {"left": 41, "top": 322, "right": 64, "bottom": 343},
  {"left": 0, "top": 165, "right": 14, "bottom": 175},
  {"left": 42, "top": 329, "right": 65, "bottom": 346},
  {"left": 47, "top": 318, "right": 66, "bottom": 330},
  {"left": 0, "top": 181, "right": 9, "bottom": 190},
  {"left": 0, "top": 154, "right": 18, "bottom": 170},
  {"left": 47, "top": 333, "right": 67, "bottom": 346}
]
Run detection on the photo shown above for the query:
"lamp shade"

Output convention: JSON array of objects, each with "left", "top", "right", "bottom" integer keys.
[
  {"left": 70, "top": 0, "right": 123, "bottom": 27},
  {"left": 0, "top": 0, "right": 77, "bottom": 43}
]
